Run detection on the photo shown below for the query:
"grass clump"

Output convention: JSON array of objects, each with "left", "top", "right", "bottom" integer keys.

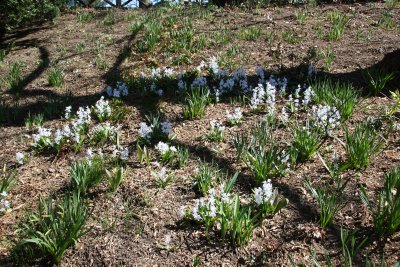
[
  {"left": 70, "top": 156, "right": 105, "bottom": 196},
  {"left": 47, "top": 66, "right": 64, "bottom": 87},
  {"left": 345, "top": 123, "right": 384, "bottom": 170},
  {"left": 312, "top": 79, "right": 359, "bottom": 121},
  {"left": 14, "top": 192, "right": 88, "bottom": 265},
  {"left": 360, "top": 167, "right": 400, "bottom": 237}
]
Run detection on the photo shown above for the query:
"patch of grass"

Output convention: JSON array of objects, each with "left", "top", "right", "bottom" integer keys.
[
  {"left": 326, "top": 10, "right": 349, "bottom": 41},
  {"left": 106, "top": 166, "right": 125, "bottom": 193},
  {"left": 70, "top": 156, "right": 105, "bottom": 196},
  {"left": 304, "top": 178, "right": 347, "bottom": 228},
  {"left": 281, "top": 29, "right": 301, "bottom": 45},
  {"left": 311, "top": 79, "right": 359, "bottom": 121},
  {"left": 25, "top": 112, "right": 44, "bottom": 130},
  {"left": 291, "top": 121, "right": 322, "bottom": 162},
  {"left": 182, "top": 87, "right": 210, "bottom": 120},
  {"left": 318, "top": 47, "right": 335, "bottom": 71},
  {"left": 363, "top": 67, "right": 395, "bottom": 95},
  {"left": 76, "top": 11, "right": 93, "bottom": 23},
  {"left": 7, "top": 61, "right": 23, "bottom": 93},
  {"left": 295, "top": 9, "right": 309, "bottom": 25},
  {"left": 345, "top": 123, "right": 384, "bottom": 170},
  {"left": 47, "top": 66, "right": 64, "bottom": 87},
  {"left": 1, "top": 165, "right": 17, "bottom": 193},
  {"left": 237, "top": 26, "right": 263, "bottom": 41},
  {"left": 14, "top": 192, "right": 88, "bottom": 265},
  {"left": 360, "top": 167, "right": 400, "bottom": 236}
]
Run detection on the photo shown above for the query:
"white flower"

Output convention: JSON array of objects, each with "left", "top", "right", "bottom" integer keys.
[
  {"left": 208, "top": 56, "right": 219, "bottom": 75},
  {"left": 16, "top": 152, "right": 25, "bottom": 165},
  {"left": 33, "top": 127, "right": 52, "bottom": 143},
  {"left": 94, "top": 96, "right": 112, "bottom": 120},
  {"left": 226, "top": 107, "right": 243, "bottom": 124},
  {"left": 65, "top": 106, "right": 72, "bottom": 119},
  {"left": 138, "top": 122, "right": 153, "bottom": 140},
  {"left": 280, "top": 107, "right": 289, "bottom": 124},
  {"left": 160, "top": 121, "right": 172, "bottom": 135},
  {"left": 178, "top": 206, "right": 186, "bottom": 219},
  {"left": 164, "top": 235, "right": 172, "bottom": 245},
  {"left": 120, "top": 147, "right": 129, "bottom": 161},
  {"left": 310, "top": 105, "right": 341, "bottom": 133},
  {"left": 54, "top": 129, "right": 63, "bottom": 145},
  {"left": 156, "top": 141, "right": 170, "bottom": 155},
  {"left": 253, "top": 180, "right": 274, "bottom": 205}
]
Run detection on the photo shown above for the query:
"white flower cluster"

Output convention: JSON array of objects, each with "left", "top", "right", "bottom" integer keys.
[
  {"left": 33, "top": 127, "right": 52, "bottom": 143},
  {"left": 153, "top": 167, "right": 168, "bottom": 183},
  {"left": 253, "top": 180, "right": 274, "bottom": 206},
  {"left": 310, "top": 105, "right": 341, "bottom": 133},
  {"left": 226, "top": 108, "right": 243, "bottom": 125},
  {"left": 91, "top": 122, "right": 118, "bottom": 137},
  {"left": 138, "top": 120, "right": 173, "bottom": 141},
  {"left": 210, "top": 120, "right": 225, "bottom": 132},
  {"left": 112, "top": 145, "right": 129, "bottom": 161},
  {"left": 151, "top": 67, "right": 175, "bottom": 79},
  {"left": 15, "top": 152, "right": 25, "bottom": 165},
  {"left": 192, "top": 189, "right": 217, "bottom": 220},
  {"left": 149, "top": 83, "right": 163, "bottom": 96},
  {"left": 156, "top": 141, "right": 177, "bottom": 155},
  {"left": 105, "top": 81, "right": 129, "bottom": 98},
  {"left": 0, "top": 191, "right": 10, "bottom": 214},
  {"left": 280, "top": 106, "right": 289, "bottom": 124},
  {"left": 94, "top": 96, "right": 112, "bottom": 120}
]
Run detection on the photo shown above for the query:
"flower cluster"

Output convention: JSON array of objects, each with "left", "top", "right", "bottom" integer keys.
[
  {"left": 15, "top": 152, "right": 25, "bottom": 165},
  {"left": 112, "top": 145, "right": 129, "bottom": 162},
  {"left": 192, "top": 189, "right": 217, "bottom": 221},
  {"left": 156, "top": 141, "right": 177, "bottom": 155},
  {"left": 105, "top": 81, "right": 129, "bottom": 98},
  {"left": 207, "top": 120, "right": 225, "bottom": 142},
  {"left": 0, "top": 191, "right": 10, "bottom": 215},
  {"left": 93, "top": 96, "right": 112, "bottom": 122},
  {"left": 152, "top": 166, "right": 174, "bottom": 188},
  {"left": 138, "top": 120, "right": 173, "bottom": 143},
  {"left": 226, "top": 108, "right": 243, "bottom": 125},
  {"left": 253, "top": 180, "right": 274, "bottom": 206},
  {"left": 310, "top": 105, "right": 341, "bottom": 133}
]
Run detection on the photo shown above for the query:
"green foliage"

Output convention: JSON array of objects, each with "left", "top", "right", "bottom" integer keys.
[
  {"left": 76, "top": 11, "right": 93, "bottom": 23},
  {"left": 281, "top": 29, "right": 301, "bottom": 45},
  {"left": 363, "top": 67, "right": 395, "bottom": 95},
  {"left": 360, "top": 167, "right": 400, "bottom": 237},
  {"left": 1, "top": 165, "right": 17, "bottom": 193},
  {"left": 2, "top": 0, "right": 67, "bottom": 31},
  {"left": 15, "top": 192, "right": 87, "bottom": 264},
  {"left": 291, "top": 121, "right": 322, "bottom": 162},
  {"left": 326, "top": 10, "right": 349, "bottom": 41},
  {"left": 345, "top": 123, "right": 384, "bottom": 170},
  {"left": 237, "top": 26, "right": 263, "bottom": 41},
  {"left": 340, "top": 228, "right": 368, "bottom": 266},
  {"left": 136, "top": 144, "right": 152, "bottom": 166},
  {"left": 192, "top": 162, "right": 220, "bottom": 196},
  {"left": 70, "top": 156, "right": 105, "bottom": 196},
  {"left": 25, "top": 112, "right": 44, "bottom": 130},
  {"left": 47, "top": 66, "right": 64, "bottom": 87},
  {"left": 7, "top": 61, "right": 23, "bottom": 93},
  {"left": 304, "top": 178, "right": 347, "bottom": 228},
  {"left": 182, "top": 87, "right": 210, "bottom": 119},
  {"left": 106, "top": 166, "right": 125, "bottom": 193},
  {"left": 312, "top": 79, "right": 359, "bottom": 121}
]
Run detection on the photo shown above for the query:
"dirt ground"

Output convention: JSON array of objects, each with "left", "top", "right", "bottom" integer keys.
[{"left": 1, "top": 2, "right": 400, "bottom": 266}]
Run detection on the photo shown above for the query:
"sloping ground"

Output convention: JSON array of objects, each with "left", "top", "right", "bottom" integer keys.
[{"left": 0, "top": 3, "right": 400, "bottom": 266}]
